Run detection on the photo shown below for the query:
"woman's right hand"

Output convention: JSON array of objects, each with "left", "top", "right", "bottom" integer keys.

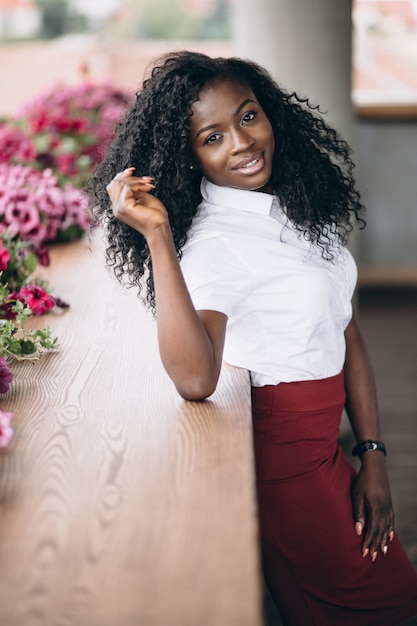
[{"left": 106, "top": 168, "right": 169, "bottom": 238}]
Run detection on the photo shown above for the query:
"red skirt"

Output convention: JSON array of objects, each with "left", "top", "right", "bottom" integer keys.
[{"left": 251, "top": 371, "right": 417, "bottom": 626}]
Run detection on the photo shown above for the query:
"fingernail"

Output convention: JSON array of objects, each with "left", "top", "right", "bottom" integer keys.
[
  {"left": 383, "top": 545, "right": 388, "bottom": 555},
  {"left": 362, "top": 548, "right": 369, "bottom": 558},
  {"left": 389, "top": 530, "right": 394, "bottom": 542},
  {"left": 372, "top": 551, "right": 378, "bottom": 562},
  {"left": 355, "top": 522, "right": 362, "bottom": 536}
]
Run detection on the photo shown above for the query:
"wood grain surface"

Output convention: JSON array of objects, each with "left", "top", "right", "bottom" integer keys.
[{"left": 0, "top": 235, "right": 263, "bottom": 626}]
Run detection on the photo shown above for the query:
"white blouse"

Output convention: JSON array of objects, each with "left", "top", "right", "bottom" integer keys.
[{"left": 180, "top": 178, "right": 357, "bottom": 386}]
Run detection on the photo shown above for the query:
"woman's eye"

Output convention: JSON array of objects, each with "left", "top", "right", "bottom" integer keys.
[
  {"left": 205, "top": 133, "right": 222, "bottom": 145},
  {"left": 241, "top": 111, "right": 256, "bottom": 125}
]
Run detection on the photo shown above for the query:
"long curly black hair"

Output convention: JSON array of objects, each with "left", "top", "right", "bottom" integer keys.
[{"left": 87, "top": 50, "right": 365, "bottom": 310}]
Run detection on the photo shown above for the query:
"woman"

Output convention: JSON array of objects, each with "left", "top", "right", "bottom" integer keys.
[{"left": 88, "top": 50, "right": 417, "bottom": 625}]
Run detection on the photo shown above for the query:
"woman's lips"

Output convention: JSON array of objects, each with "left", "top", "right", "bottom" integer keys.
[{"left": 233, "top": 152, "right": 265, "bottom": 176}]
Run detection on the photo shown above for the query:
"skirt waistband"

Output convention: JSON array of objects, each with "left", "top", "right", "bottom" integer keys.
[{"left": 251, "top": 370, "right": 346, "bottom": 414}]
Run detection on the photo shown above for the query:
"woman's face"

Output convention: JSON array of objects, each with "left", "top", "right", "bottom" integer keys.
[{"left": 189, "top": 79, "right": 275, "bottom": 193}]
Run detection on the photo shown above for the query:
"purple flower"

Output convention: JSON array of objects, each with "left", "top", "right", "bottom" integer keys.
[{"left": 0, "top": 357, "right": 13, "bottom": 394}]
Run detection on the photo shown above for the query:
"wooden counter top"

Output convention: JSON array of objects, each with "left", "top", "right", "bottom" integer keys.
[{"left": 0, "top": 236, "right": 263, "bottom": 626}]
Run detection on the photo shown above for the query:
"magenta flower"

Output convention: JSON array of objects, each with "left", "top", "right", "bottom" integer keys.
[
  {"left": 16, "top": 82, "right": 133, "bottom": 185},
  {"left": 19, "top": 284, "right": 55, "bottom": 316},
  {"left": 0, "top": 408, "right": 13, "bottom": 447},
  {"left": 0, "top": 357, "right": 13, "bottom": 394},
  {"left": 0, "top": 122, "right": 36, "bottom": 165},
  {"left": 35, "top": 245, "right": 50, "bottom": 267},
  {"left": 0, "top": 245, "right": 10, "bottom": 271}
]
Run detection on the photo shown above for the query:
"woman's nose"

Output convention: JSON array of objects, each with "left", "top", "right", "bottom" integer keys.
[{"left": 230, "top": 127, "right": 255, "bottom": 154}]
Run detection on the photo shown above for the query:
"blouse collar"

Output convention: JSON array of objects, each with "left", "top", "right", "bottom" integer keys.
[{"left": 200, "top": 177, "right": 277, "bottom": 217}]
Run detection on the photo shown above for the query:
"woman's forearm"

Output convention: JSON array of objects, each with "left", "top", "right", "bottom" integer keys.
[
  {"left": 147, "top": 223, "right": 227, "bottom": 400},
  {"left": 344, "top": 315, "right": 382, "bottom": 443}
]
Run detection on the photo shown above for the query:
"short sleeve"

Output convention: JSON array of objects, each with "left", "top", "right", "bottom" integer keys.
[{"left": 180, "top": 235, "right": 248, "bottom": 317}]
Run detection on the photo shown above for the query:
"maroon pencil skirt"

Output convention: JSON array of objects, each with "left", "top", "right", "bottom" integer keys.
[{"left": 251, "top": 371, "right": 417, "bottom": 626}]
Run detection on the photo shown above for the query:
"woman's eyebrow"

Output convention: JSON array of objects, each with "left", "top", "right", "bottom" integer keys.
[{"left": 193, "top": 98, "right": 257, "bottom": 141}]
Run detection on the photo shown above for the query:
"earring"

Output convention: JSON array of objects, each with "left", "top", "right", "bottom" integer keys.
[{"left": 189, "top": 164, "right": 195, "bottom": 170}]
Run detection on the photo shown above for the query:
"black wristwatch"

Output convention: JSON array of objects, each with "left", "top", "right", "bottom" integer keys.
[{"left": 352, "top": 439, "right": 387, "bottom": 458}]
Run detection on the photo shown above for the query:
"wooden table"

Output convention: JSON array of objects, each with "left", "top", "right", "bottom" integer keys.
[{"left": 0, "top": 236, "right": 263, "bottom": 626}]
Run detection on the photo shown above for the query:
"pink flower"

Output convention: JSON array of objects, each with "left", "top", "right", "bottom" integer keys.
[
  {"left": 56, "top": 153, "right": 77, "bottom": 176},
  {"left": 0, "top": 245, "right": 10, "bottom": 271},
  {"left": 0, "top": 357, "right": 13, "bottom": 394},
  {"left": 60, "top": 187, "right": 91, "bottom": 233},
  {"left": 0, "top": 163, "right": 89, "bottom": 247},
  {"left": 19, "top": 284, "right": 55, "bottom": 316},
  {"left": 0, "top": 408, "right": 13, "bottom": 447},
  {"left": 4, "top": 195, "right": 42, "bottom": 237}
]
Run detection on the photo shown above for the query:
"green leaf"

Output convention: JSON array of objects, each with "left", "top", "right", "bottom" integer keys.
[
  {"left": 55, "top": 136, "right": 79, "bottom": 154},
  {"left": 7, "top": 338, "right": 22, "bottom": 355},
  {"left": 22, "top": 252, "right": 38, "bottom": 274},
  {"left": 55, "top": 224, "right": 84, "bottom": 242},
  {"left": 76, "top": 154, "right": 92, "bottom": 170},
  {"left": 20, "top": 339, "right": 37, "bottom": 355},
  {"left": 33, "top": 133, "right": 51, "bottom": 153}
]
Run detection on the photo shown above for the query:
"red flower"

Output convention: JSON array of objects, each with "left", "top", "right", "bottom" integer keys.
[
  {"left": 19, "top": 284, "right": 55, "bottom": 316},
  {"left": 0, "top": 245, "right": 10, "bottom": 271}
]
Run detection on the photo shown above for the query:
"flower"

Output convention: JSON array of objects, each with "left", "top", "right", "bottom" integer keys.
[
  {"left": 19, "top": 284, "right": 56, "bottom": 316},
  {"left": 0, "top": 82, "right": 132, "bottom": 253},
  {"left": 0, "top": 231, "right": 61, "bottom": 436},
  {"left": 0, "top": 409, "right": 13, "bottom": 448},
  {"left": 0, "top": 122, "right": 36, "bottom": 165},
  {"left": 0, "top": 229, "right": 41, "bottom": 295},
  {"left": 0, "top": 357, "right": 13, "bottom": 394},
  {"left": 15, "top": 82, "right": 133, "bottom": 188},
  {"left": 0, "top": 162, "right": 90, "bottom": 250},
  {"left": 0, "top": 245, "right": 10, "bottom": 272}
]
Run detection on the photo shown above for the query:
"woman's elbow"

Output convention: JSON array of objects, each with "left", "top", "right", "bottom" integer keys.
[{"left": 175, "top": 375, "right": 218, "bottom": 402}]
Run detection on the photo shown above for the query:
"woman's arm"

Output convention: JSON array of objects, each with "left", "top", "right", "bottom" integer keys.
[
  {"left": 344, "top": 314, "right": 394, "bottom": 561},
  {"left": 107, "top": 169, "right": 227, "bottom": 400}
]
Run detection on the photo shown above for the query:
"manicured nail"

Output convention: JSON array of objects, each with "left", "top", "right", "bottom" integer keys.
[
  {"left": 355, "top": 522, "right": 362, "bottom": 536},
  {"left": 383, "top": 545, "right": 388, "bottom": 555},
  {"left": 372, "top": 551, "right": 378, "bottom": 562},
  {"left": 362, "top": 548, "right": 369, "bottom": 558},
  {"left": 389, "top": 530, "right": 394, "bottom": 542}
]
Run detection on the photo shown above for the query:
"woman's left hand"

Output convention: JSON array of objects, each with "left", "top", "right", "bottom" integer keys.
[{"left": 351, "top": 453, "right": 394, "bottom": 561}]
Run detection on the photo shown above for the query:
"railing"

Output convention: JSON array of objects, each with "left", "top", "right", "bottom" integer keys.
[{"left": 0, "top": 236, "right": 263, "bottom": 626}]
